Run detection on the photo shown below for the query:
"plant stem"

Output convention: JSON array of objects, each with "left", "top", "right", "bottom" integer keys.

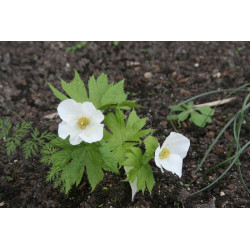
[{"left": 0, "top": 104, "right": 24, "bottom": 121}]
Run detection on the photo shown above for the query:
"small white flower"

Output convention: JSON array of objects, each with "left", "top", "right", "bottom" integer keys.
[
  {"left": 124, "top": 166, "right": 137, "bottom": 202},
  {"left": 57, "top": 99, "right": 104, "bottom": 145},
  {"left": 155, "top": 132, "right": 190, "bottom": 178}
]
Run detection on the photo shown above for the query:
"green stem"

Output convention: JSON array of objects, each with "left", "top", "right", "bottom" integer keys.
[{"left": 0, "top": 104, "right": 24, "bottom": 121}]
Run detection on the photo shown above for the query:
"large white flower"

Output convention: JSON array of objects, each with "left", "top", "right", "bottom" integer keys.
[
  {"left": 57, "top": 99, "right": 104, "bottom": 145},
  {"left": 124, "top": 166, "right": 137, "bottom": 202},
  {"left": 154, "top": 132, "right": 190, "bottom": 178}
]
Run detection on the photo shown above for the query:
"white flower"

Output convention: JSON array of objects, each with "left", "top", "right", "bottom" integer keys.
[
  {"left": 57, "top": 99, "right": 104, "bottom": 145},
  {"left": 154, "top": 132, "right": 190, "bottom": 178},
  {"left": 124, "top": 166, "right": 137, "bottom": 202}
]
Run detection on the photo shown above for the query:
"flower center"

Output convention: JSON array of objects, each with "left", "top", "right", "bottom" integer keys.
[
  {"left": 159, "top": 148, "right": 170, "bottom": 159},
  {"left": 77, "top": 117, "right": 90, "bottom": 130}
]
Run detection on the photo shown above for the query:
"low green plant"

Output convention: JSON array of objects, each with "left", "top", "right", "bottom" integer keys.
[
  {"left": 1, "top": 70, "right": 192, "bottom": 201},
  {"left": 112, "top": 41, "right": 120, "bottom": 46},
  {"left": 0, "top": 116, "right": 55, "bottom": 158},
  {"left": 168, "top": 101, "right": 214, "bottom": 127},
  {"left": 66, "top": 41, "right": 88, "bottom": 52},
  {"left": 123, "top": 136, "right": 158, "bottom": 195},
  {"left": 167, "top": 83, "right": 250, "bottom": 195},
  {"left": 66, "top": 41, "right": 120, "bottom": 53},
  {"left": 192, "top": 86, "right": 250, "bottom": 195},
  {"left": 46, "top": 70, "right": 157, "bottom": 194},
  {"left": 168, "top": 83, "right": 250, "bottom": 132}
]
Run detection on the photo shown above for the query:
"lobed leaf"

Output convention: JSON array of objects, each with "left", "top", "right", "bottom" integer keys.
[
  {"left": 61, "top": 70, "right": 88, "bottom": 102},
  {"left": 47, "top": 82, "right": 68, "bottom": 101}
]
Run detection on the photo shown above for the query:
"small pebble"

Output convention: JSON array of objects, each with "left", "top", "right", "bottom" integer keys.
[
  {"left": 194, "top": 63, "right": 199, "bottom": 67},
  {"left": 208, "top": 176, "right": 213, "bottom": 181},
  {"left": 213, "top": 72, "right": 221, "bottom": 78},
  {"left": 220, "top": 191, "right": 225, "bottom": 196},
  {"left": 144, "top": 72, "right": 152, "bottom": 79}
]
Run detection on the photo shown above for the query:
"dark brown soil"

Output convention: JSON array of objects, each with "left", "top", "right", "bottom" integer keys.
[{"left": 0, "top": 41, "right": 249, "bottom": 208}]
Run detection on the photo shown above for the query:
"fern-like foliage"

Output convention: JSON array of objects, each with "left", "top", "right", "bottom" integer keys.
[
  {"left": 40, "top": 143, "right": 58, "bottom": 165},
  {"left": 0, "top": 117, "right": 33, "bottom": 155},
  {"left": 0, "top": 117, "right": 12, "bottom": 138},
  {"left": 0, "top": 116, "right": 56, "bottom": 158},
  {"left": 22, "top": 128, "right": 56, "bottom": 159}
]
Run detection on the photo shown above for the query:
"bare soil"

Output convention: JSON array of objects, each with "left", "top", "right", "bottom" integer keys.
[{"left": 0, "top": 41, "right": 249, "bottom": 208}]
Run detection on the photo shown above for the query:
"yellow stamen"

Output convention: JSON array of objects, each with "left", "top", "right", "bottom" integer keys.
[
  {"left": 77, "top": 117, "right": 90, "bottom": 130},
  {"left": 159, "top": 148, "right": 170, "bottom": 159}
]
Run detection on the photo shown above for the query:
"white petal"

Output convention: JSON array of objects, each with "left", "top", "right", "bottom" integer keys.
[
  {"left": 58, "top": 121, "right": 79, "bottom": 139},
  {"left": 159, "top": 154, "right": 183, "bottom": 178},
  {"left": 162, "top": 132, "right": 190, "bottom": 159},
  {"left": 80, "top": 102, "right": 104, "bottom": 123},
  {"left": 93, "top": 109, "right": 105, "bottom": 123},
  {"left": 79, "top": 124, "right": 104, "bottom": 143},
  {"left": 80, "top": 102, "right": 97, "bottom": 116},
  {"left": 124, "top": 166, "right": 137, "bottom": 202},
  {"left": 154, "top": 145, "right": 164, "bottom": 173},
  {"left": 69, "top": 130, "right": 83, "bottom": 145},
  {"left": 57, "top": 99, "right": 82, "bottom": 122}
]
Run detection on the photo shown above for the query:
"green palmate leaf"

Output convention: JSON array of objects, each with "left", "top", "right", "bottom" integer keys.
[
  {"left": 99, "top": 100, "right": 143, "bottom": 111},
  {"left": 98, "top": 141, "right": 119, "bottom": 174},
  {"left": 88, "top": 73, "right": 110, "bottom": 108},
  {"left": 190, "top": 111, "right": 212, "bottom": 127},
  {"left": 169, "top": 105, "right": 185, "bottom": 112},
  {"left": 104, "top": 108, "right": 154, "bottom": 165},
  {"left": 47, "top": 138, "right": 119, "bottom": 193},
  {"left": 143, "top": 136, "right": 158, "bottom": 164},
  {"left": 61, "top": 69, "right": 88, "bottom": 102},
  {"left": 47, "top": 82, "right": 68, "bottom": 101},
  {"left": 50, "top": 136, "right": 72, "bottom": 149},
  {"left": 84, "top": 146, "right": 104, "bottom": 192},
  {"left": 196, "top": 106, "right": 214, "bottom": 116},
  {"left": 100, "top": 79, "right": 127, "bottom": 106},
  {"left": 178, "top": 110, "right": 190, "bottom": 122},
  {"left": 61, "top": 148, "right": 86, "bottom": 193},
  {"left": 51, "top": 150, "right": 72, "bottom": 170},
  {"left": 167, "top": 114, "right": 179, "bottom": 121},
  {"left": 168, "top": 100, "right": 214, "bottom": 128},
  {"left": 88, "top": 74, "right": 127, "bottom": 109},
  {"left": 136, "top": 163, "right": 155, "bottom": 194},
  {"left": 124, "top": 147, "right": 143, "bottom": 172},
  {"left": 119, "top": 100, "right": 144, "bottom": 109},
  {"left": 48, "top": 71, "right": 138, "bottom": 111},
  {"left": 124, "top": 146, "right": 155, "bottom": 194},
  {"left": 125, "top": 109, "right": 155, "bottom": 141}
]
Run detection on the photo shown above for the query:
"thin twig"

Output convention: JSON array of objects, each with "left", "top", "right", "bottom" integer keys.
[
  {"left": 43, "top": 112, "right": 59, "bottom": 119},
  {"left": 194, "top": 97, "right": 237, "bottom": 108}
]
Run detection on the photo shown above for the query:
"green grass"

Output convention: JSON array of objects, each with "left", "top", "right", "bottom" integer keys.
[
  {"left": 168, "top": 83, "right": 250, "bottom": 194},
  {"left": 193, "top": 90, "right": 250, "bottom": 195}
]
